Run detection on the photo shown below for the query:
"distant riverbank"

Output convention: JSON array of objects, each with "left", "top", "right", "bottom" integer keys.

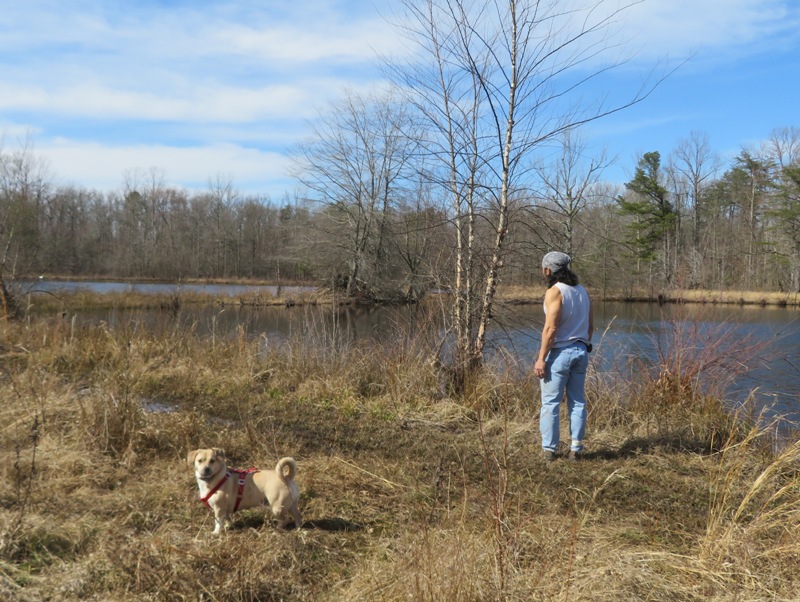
[
  {"left": 498, "top": 285, "right": 800, "bottom": 308},
  {"left": 14, "top": 275, "right": 800, "bottom": 309}
]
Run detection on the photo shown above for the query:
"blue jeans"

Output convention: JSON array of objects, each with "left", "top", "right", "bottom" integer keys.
[{"left": 540, "top": 343, "right": 589, "bottom": 453}]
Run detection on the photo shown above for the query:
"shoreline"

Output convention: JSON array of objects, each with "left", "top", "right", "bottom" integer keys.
[
  {"left": 499, "top": 286, "right": 800, "bottom": 308},
  {"left": 13, "top": 274, "right": 800, "bottom": 309}
]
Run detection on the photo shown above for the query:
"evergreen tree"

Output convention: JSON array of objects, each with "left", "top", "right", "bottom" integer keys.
[
  {"left": 768, "top": 163, "right": 800, "bottom": 290},
  {"left": 617, "top": 151, "right": 677, "bottom": 284}
]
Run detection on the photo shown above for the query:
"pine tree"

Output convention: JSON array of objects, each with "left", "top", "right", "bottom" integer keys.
[{"left": 617, "top": 151, "right": 677, "bottom": 284}]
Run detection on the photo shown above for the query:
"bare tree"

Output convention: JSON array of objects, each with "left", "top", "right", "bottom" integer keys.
[
  {"left": 389, "top": 178, "right": 452, "bottom": 300},
  {"left": 531, "top": 129, "right": 610, "bottom": 257},
  {"left": 671, "top": 131, "right": 720, "bottom": 272},
  {"left": 120, "top": 168, "right": 173, "bottom": 277},
  {"left": 206, "top": 175, "right": 239, "bottom": 278},
  {"left": 0, "top": 135, "right": 52, "bottom": 318},
  {"left": 392, "top": 0, "right": 661, "bottom": 381},
  {"left": 295, "top": 91, "right": 418, "bottom": 299},
  {"left": 579, "top": 183, "right": 626, "bottom": 296},
  {"left": 766, "top": 126, "right": 800, "bottom": 169}
]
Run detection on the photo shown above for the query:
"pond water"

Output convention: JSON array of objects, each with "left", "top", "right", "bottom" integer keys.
[
  {"left": 17, "top": 279, "right": 315, "bottom": 297},
  {"left": 18, "top": 280, "right": 800, "bottom": 427}
]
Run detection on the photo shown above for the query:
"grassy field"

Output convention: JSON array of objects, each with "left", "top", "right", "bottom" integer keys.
[{"left": 1, "top": 308, "right": 799, "bottom": 601}]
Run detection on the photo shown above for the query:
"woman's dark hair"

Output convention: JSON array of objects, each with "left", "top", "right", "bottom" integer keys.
[{"left": 546, "top": 267, "right": 579, "bottom": 288}]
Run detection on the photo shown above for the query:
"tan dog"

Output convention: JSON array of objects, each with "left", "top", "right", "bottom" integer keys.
[{"left": 188, "top": 448, "right": 302, "bottom": 534}]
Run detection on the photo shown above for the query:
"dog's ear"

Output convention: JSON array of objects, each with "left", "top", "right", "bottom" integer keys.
[
  {"left": 212, "top": 447, "right": 226, "bottom": 460},
  {"left": 186, "top": 449, "right": 199, "bottom": 466}
]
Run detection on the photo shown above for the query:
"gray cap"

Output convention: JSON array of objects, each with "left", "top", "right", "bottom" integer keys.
[{"left": 542, "top": 251, "right": 571, "bottom": 271}]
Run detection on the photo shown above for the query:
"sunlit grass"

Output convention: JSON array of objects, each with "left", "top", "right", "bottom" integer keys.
[
  {"left": 1, "top": 312, "right": 798, "bottom": 600},
  {"left": 665, "top": 289, "right": 800, "bottom": 307},
  {"left": 17, "top": 287, "right": 324, "bottom": 315},
  {"left": 496, "top": 285, "right": 800, "bottom": 307}
]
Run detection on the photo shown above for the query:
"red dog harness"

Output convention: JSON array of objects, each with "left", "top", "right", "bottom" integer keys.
[{"left": 199, "top": 468, "right": 260, "bottom": 512}]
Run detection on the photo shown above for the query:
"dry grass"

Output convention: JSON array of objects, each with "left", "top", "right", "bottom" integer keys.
[
  {"left": 17, "top": 286, "right": 323, "bottom": 316},
  {"left": 666, "top": 289, "right": 800, "bottom": 307},
  {"left": 1, "top": 312, "right": 799, "bottom": 601},
  {"left": 496, "top": 285, "right": 800, "bottom": 308}
]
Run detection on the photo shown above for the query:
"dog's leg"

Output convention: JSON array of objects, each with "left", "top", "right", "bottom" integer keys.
[
  {"left": 212, "top": 510, "right": 229, "bottom": 534},
  {"left": 273, "top": 504, "right": 302, "bottom": 530},
  {"left": 290, "top": 504, "right": 302, "bottom": 529},
  {"left": 273, "top": 505, "right": 295, "bottom": 530},
  {"left": 274, "top": 505, "right": 290, "bottom": 530}
]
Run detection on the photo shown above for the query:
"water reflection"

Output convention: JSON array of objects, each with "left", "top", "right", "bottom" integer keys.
[
  {"left": 16, "top": 279, "right": 315, "bottom": 297},
  {"left": 23, "top": 283, "right": 800, "bottom": 425},
  {"left": 492, "top": 301, "right": 800, "bottom": 423}
]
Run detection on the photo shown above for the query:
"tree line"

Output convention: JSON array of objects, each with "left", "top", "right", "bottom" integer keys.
[{"left": 3, "top": 123, "right": 797, "bottom": 298}]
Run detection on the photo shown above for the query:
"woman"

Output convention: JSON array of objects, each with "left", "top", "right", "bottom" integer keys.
[{"left": 534, "top": 252, "right": 593, "bottom": 462}]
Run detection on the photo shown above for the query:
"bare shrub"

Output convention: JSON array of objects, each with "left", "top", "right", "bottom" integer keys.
[
  {"left": 0, "top": 414, "right": 40, "bottom": 562},
  {"left": 622, "top": 308, "right": 768, "bottom": 445}
]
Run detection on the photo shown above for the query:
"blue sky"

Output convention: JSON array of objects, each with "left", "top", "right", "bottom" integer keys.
[{"left": 1, "top": 0, "right": 799, "bottom": 200}]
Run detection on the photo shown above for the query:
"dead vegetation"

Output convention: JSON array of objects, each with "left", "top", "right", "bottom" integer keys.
[
  {"left": 0, "top": 310, "right": 798, "bottom": 601},
  {"left": 497, "top": 285, "right": 800, "bottom": 308}
]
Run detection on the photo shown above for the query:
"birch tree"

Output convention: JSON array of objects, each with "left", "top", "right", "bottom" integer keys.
[{"left": 393, "top": 0, "right": 658, "bottom": 382}]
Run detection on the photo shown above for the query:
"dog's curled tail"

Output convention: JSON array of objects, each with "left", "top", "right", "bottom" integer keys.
[{"left": 275, "top": 457, "right": 297, "bottom": 483}]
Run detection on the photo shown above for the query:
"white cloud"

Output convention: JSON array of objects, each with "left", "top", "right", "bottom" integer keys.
[
  {"left": 1, "top": 122, "right": 43, "bottom": 142},
  {"left": 0, "top": 78, "right": 357, "bottom": 122},
  {"left": 536, "top": 0, "right": 800, "bottom": 76},
  {"left": 214, "top": 19, "right": 408, "bottom": 63},
  {"left": 614, "top": 0, "right": 799, "bottom": 62},
  {"left": 38, "top": 140, "right": 295, "bottom": 197},
  {"left": 0, "top": 0, "right": 404, "bottom": 126},
  {"left": 0, "top": 0, "right": 405, "bottom": 66}
]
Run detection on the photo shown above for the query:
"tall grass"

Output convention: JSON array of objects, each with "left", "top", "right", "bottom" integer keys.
[
  {"left": 605, "top": 307, "right": 772, "bottom": 448},
  {"left": 1, "top": 308, "right": 799, "bottom": 600},
  {"left": 700, "top": 417, "right": 800, "bottom": 589}
]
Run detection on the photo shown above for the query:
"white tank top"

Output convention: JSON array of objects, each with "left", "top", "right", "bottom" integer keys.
[{"left": 545, "top": 282, "right": 591, "bottom": 349}]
